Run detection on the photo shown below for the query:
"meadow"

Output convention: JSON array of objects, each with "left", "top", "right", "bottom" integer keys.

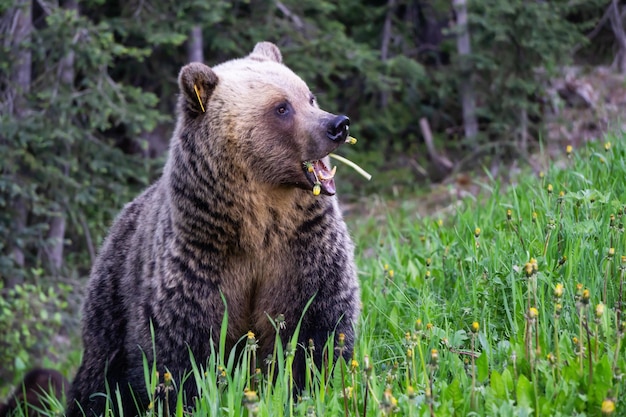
[{"left": 6, "top": 136, "right": 626, "bottom": 416}]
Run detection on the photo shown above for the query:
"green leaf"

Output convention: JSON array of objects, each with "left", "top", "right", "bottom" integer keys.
[
  {"left": 477, "top": 351, "right": 489, "bottom": 382},
  {"left": 491, "top": 370, "right": 507, "bottom": 399},
  {"left": 443, "top": 377, "right": 464, "bottom": 413},
  {"left": 516, "top": 375, "right": 534, "bottom": 409},
  {"left": 501, "top": 368, "right": 514, "bottom": 393}
]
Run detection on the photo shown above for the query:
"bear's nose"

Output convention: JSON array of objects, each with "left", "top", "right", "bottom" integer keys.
[{"left": 327, "top": 115, "right": 350, "bottom": 142}]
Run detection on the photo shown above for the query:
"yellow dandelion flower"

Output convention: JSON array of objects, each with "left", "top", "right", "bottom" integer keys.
[
  {"left": 554, "top": 283, "right": 564, "bottom": 298},
  {"left": 566, "top": 145, "right": 573, "bottom": 155},
  {"left": 582, "top": 289, "right": 591, "bottom": 304},
  {"left": 547, "top": 184, "right": 553, "bottom": 193},
  {"left": 528, "top": 307, "right": 539, "bottom": 319},
  {"left": 524, "top": 262, "right": 534, "bottom": 277},
  {"left": 243, "top": 389, "right": 259, "bottom": 406},
  {"left": 530, "top": 257, "right": 538, "bottom": 272},
  {"left": 471, "top": 321, "right": 479, "bottom": 333},
  {"left": 604, "top": 142, "right": 612, "bottom": 152},
  {"left": 595, "top": 303, "right": 605, "bottom": 318},
  {"left": 601, "top": 399, "right": 615, "bottom": 414},
  {"left": 383, "top": 388, "right": 398, "bottom": 408}
]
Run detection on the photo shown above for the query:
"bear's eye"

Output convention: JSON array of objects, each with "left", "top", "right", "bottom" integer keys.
[
  {"left": 309, "top": 95, "right": 316, "bottom": 106},
  {"left": 275, "top": 103, "right": 291, "bottom": 116}
]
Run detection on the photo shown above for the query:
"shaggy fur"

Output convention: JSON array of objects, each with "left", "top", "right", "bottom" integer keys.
[{"left": 66, "top": 42, "right": 360, "bottom": 417}]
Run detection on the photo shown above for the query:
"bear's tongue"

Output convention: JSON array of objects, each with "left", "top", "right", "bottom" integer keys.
[{"left": 308, "top": 160, "right": 336, "bottom": 195}]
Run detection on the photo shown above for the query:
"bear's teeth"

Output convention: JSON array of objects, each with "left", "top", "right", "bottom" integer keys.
[{"left": 318, "top": 165, "right": 336, "bottom": 181}]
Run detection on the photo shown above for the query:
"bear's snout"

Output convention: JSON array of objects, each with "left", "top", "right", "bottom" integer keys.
[{"left": 326, "top": 115, "right": 350, "bottom": 142}]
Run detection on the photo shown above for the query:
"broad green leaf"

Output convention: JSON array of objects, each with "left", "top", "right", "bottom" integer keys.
[
  {"left": 516, "top": 375, "right": 534, "bottom": 409},
  {"left": 491, "top": 370, "right": 507, "bottom": 399},
  {"left": 477, "top": 351, "right": 489, "bottom": 382},
  {"left": 443, "top": 377, "right": 464, "bottom": 413}
]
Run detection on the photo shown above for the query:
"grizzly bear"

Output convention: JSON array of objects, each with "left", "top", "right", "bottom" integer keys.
[{"left": 66, "top": 42, "right": 360, "bottom": 417}]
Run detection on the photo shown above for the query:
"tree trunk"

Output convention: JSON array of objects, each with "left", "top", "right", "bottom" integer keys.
[
  {"left": 188, "top": 25, "right": 204, "bottom": 63},
  {"left": 519, "top": 107, "right": 528, "bottom": 154},
  {"left": 10, "top": 0, "right": 31, "bottom": 117},
  {"left": 43, "top": 0, "right": 77, "bottom": 274},
  {"left": 452, "top": 0, "right": 478, "bottom": 143},
  {"left": 45, "top": 214, "right": 67, "bottom": 272},
  {"left": 609, "top": 0, "right": 626, "bottom": 73},
  {"left": 5, "top": 0, "right": 32, "bottom": 286},
  {"left": 380, "top": 0, "right": 396, "bottom": 109}
]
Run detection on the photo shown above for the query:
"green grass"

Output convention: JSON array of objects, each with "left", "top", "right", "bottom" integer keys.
[
  {"left": 5, "top": 135, "right": 626, "bottom": 416},
  {"left": 347, "top": 135, "right": 626, "bottom": 416}
]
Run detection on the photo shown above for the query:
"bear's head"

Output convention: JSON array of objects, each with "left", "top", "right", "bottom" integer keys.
[{"left": 177, "top": 42, "right": 350, "bottom": 196}]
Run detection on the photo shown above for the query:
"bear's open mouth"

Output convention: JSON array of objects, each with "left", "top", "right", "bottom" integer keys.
[{"left": 303, "top": 159, "right": 337, "bottom": 196}]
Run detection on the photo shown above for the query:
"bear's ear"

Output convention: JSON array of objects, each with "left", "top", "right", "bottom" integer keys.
[
  {"left": 178, "top": 62, "right": 218, "bottom": 115},
  {"left": 248, "top": 42, "right": 283, "bottom": 63}
]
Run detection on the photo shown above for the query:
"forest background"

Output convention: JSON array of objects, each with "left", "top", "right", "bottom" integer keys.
[{"left": 1, "top": 0, "right": 625, "bottom": 388}]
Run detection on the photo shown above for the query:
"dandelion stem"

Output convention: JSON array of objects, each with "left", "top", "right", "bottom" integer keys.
[
  {"left": 554, "top": 315, "right": 561, "bottom": 379},
  {"left": 329, "top": 153, "right": 372, "bottom": 181},
  {"left": 362, "top": 382, "right": 369, "bottom": 417},
  {"left": 582, "top": 319, "right": 593, "bottom": 385},
  {"left": 614, "top": 266, "right": 625, "bottom": 372},
  {"left": 603, "top": 257, "right": 612, "bottom": 305},
  {"left": 470, "top": 332, "right": 476, "bottom": 410},
  {"left": 338, "top": 346, "right": 349, "bottom": 417},
  {"left": 416, "top": 335, "right": 430, "bottom": 398},
  {"left": 578, "top": 308, "right": 584, "bottom": 376},
  {"left": 543, "top": 230, "right": 552, "bottom": 257}
]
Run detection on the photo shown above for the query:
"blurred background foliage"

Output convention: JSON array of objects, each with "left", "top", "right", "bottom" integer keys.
[{"left": 0, "top": 0, "right": 622, "bottom": 384}]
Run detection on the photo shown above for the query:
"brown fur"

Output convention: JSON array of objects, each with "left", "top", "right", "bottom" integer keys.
[
  {"left": 0, "top": 369, "right": 68, "bottom": 417},
  {"left": 67, "top": 42, "right": 360, "bottom": 417}
]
